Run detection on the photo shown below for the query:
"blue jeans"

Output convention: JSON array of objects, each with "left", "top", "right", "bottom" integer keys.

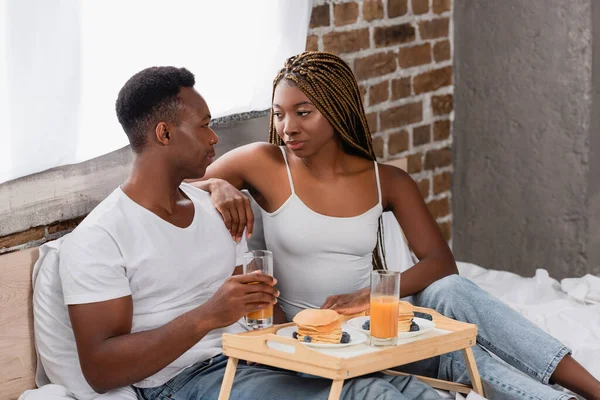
[
  {"left": 137, "top": 275, "right": 572, "bottom": 400},
  {"left": 135, "top": 354, "right": 443, "bottom": 399},
  {"left": 396, "top": 275, "right": 572, "bottom": 400}
]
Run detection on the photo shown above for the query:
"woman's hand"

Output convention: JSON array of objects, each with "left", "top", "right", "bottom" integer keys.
[
  {"left": 194, "top": 178, "right": 254, "bottom": 241},
  {"left": 321, "top": 288, "right": 370, "bottom": 315}
]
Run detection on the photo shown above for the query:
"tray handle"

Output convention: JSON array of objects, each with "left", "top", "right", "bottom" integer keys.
[{"left": 222, "top": 332, "right": 341, "bottom": 363}]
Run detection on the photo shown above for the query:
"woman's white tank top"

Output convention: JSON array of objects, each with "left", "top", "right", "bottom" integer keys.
[{"left": 260, "top": 147, "right": 383, "bottom": 321}]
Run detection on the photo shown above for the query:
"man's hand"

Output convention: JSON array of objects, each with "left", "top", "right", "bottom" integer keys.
[
  {"left": 192, "top": 178, "right": 255, "bottom": 241},
  {"left": 321, "top": 288, "right": 370, "bottom": 315},
  {"left": 203, "top": 271, "right": 279, "bottom": 328}
]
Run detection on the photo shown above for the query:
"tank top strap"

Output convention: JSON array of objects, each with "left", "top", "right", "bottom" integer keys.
[
  {"left": 279, "top": 146, "right": 296, "bottom": 194},
  {"left": 374, "top": 161, "right": 382, "bottom": 205}
]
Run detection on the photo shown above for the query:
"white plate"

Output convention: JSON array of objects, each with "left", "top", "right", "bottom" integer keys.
[
  {"left": 347, "top": 316, "right": 436, "bottom": 339},
  {"left": 276, "top": 326, "right": 368, "bottom": 348}
]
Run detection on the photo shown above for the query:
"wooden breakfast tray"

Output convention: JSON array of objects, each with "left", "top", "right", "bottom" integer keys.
[{"left": 218, "top": 307, "right": 483, "bottom": 400}]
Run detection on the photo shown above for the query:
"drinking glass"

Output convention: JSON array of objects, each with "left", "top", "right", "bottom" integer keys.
[
  {"left": 243, "top": 250, "right": 274, "bottom": 329},
  {"left": 370, "top": 270, "right": 400, "bottom": 347}
]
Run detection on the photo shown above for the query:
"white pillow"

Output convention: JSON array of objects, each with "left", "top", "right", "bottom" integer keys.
[{"left": 32, "top": 237, "right": 136, "bottom": 400}]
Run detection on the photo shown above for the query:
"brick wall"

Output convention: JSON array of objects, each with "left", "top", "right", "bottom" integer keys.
[
  {"left": 0, "top": 216, "right": 83, "bottom": 255},
  {"left": 307, "top": 0, "right": 453, "bottom": 242},
  {"left": 0, "top": 0, "right": 453, "bottom": 254}
]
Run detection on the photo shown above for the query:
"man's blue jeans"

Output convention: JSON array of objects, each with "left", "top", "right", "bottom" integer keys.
[{"left": 135, "top": 354, "right": 443, "bottom": 399}]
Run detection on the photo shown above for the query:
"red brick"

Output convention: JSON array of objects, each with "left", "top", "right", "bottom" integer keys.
[
  {"left": 0, "top": 227, "right": 45, "bottom": 249},
  {"left": 366, "top": 112, "right": 378, "bottom": 133},
  {"left": 413, "top": 124, "right": 431, "bottom": 146},
  {"left": 434, "top": 171, "right": 452, "bottom": 194},
  {"left": 438, "top": 221, "right": 451, "bottom": 241},
  {"left": 354, "top": 52, "right": 397, "bottom": 80},
  {"left": 433, "top": 0, "right": 452, "bottom": 14},
  {"left": 388, "top": 130, "right": 409, "bottom": 155},
  {"left": 417, "top": 178, "right": 430, "bottom": 199},
  {"left": 380, "top": 101, "right": 423, "bottom": 130},
  {"left": 398, "top": 43, "right": 431, "bottom": 68},
  {"left": 363, "top": 0, "right": 384, "bottom": 21},
  {"left": 419, "top": 18, "right": 450, "bottom": 39},
  {"left": 310, "top": 4, "right": 330, "bottom": 28},
  {"left": 306, "top": 35, "right": 318, "bottom": 52},
  {"left": 323, "top": 29, "right": 370, "bottom": 54},
  {"left": 391, "top": 77, "right": 411, "bottom": 99},
  {"left": 433, "top": 40, "right": 451, "bottom": 61},
  {"left": 334, "top": 2, "right": 359, "bottom": 26},
  {"left": 427, "top": 197, "right": 450, "bottom": 219},
  {"left": 425, "top": 147, "right": 452, "bottom": 170},
  {"left": 373, "top": 136, "right": 384, "bottom": 158},
  {"left": 413, "top": 66, "right": 452, "bottom": 94},
  {"left": 388, "top": 0, "right": 408, "bottom": 17},
  {"left": 359, "top": 84, "right": 367, "bottom": 102},
  {"left": 407, "top": 153, "right": 423, "bottom": 173},
  {"left": 411, "top": 0, "right": 429, "bottom": 14},
  {"left": 432, "top": 94, "right": 453, "bottom": 115},
  {"left": 374, "top": 24, "right": 416, "bottom": 47},
  {"left": 434, "top": 119, "right": 451, "bottom": 140},
  {"left": 369, "top": 81, "right": 389, "bottom": 105},
  {"left": 48, "top": 216, "right": 85, "bottom": 234}
]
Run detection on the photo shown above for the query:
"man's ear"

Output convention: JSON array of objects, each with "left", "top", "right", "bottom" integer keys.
[{"left": 155, "top": 122, "right": 170, "bottom": 145}]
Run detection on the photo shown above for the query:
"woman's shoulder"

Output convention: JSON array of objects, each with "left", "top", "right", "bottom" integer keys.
[
  {"left": 220, "top": 142, "right": 284, "bottom": 164},
  {"left": 376, "top": 162, "right": 413, "bottom": 184},
  {"left": 376, "top": 162, "right": 420, "bottom": 207}
]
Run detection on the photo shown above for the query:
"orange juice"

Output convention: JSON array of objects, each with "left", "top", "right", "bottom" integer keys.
[
  {"left": 247, "top": 306, "right": 273, "bottom": 320},
  {"left": 370, "top": 296, "right": 399, "bottom": 339},
  {"left": 245, "top": 281, "right": 274, "bottom": 321}
]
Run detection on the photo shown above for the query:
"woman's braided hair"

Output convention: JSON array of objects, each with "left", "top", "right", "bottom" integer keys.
[{"left": 268, "top": 51, "right": 387, "bottom": 270}]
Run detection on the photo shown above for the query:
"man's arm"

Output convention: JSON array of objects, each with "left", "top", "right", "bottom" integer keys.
[{"left": 69, "top": 272, "right": 278, "bottom": 393}]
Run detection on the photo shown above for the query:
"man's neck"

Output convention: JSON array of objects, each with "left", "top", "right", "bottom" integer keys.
[{"left": 122, "top": 154, "right": 184, "bottom": 215}]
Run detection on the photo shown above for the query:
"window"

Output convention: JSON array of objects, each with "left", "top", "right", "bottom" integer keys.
[{"left": 0, "top": 0, "right": 311, "bottom": 184}]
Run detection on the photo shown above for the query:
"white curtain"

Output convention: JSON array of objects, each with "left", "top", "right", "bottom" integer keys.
[{"left": 0, "top": 0, "right": 311, "bottom": 184}]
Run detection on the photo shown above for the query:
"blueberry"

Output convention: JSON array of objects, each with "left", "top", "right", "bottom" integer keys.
[
  {"left": 303, "top": 335, "right": 312, "bottom": 343},
  {"left": 292, "top": 331, "right": 298, "bottom": 339},
  {"left": 414, "top": 311, "right": 433, "bottom": 321},
  {"left": 409, "top": 321, "right": 420, "bottom": 332},
  {"left": 361, "top": 319, "right": 371, "bottom": 330},
  {"left": 340, "top": 331, "right": 351, "bottom": 344}
]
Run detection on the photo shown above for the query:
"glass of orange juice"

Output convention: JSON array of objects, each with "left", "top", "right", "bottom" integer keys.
[
  {"left": 370, "top": 270, "right": 400, "bottom": 347},
  {"left": 243, "top": 250, "right": 274, "bottom": 329}
]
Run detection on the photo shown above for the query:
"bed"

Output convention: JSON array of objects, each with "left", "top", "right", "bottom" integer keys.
[{"left": 2, "top": 160, "right": 597, "bottom": 400}]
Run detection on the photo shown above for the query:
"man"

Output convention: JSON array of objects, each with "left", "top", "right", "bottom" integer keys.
[{"left": 56, "top": 66, "right": 440, "bottom": 400}]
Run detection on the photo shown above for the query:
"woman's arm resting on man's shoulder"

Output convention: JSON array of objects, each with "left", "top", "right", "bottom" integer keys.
[
  {"left": 380, "top": 164, "right": 458, "bottom": 297},
  {"left": 188, "top": 143, "right": 275, "bottom": 240}
]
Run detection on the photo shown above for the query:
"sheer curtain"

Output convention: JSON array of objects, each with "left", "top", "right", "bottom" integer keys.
[{"left": 0, "top": 0, "right": 311, "bottom": 184}]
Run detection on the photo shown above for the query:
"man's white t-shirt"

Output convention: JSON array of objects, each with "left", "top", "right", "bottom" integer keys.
[{"left": 58, "top": 183, "right": 246, "bottom": 397}]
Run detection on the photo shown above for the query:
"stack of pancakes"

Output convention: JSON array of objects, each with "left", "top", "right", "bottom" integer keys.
[
  {"left": 292, "top": 309, "right": 342, "bottom": 344},
  {"left": 397, "top": 301, "right": 414, "bottom": 332}
]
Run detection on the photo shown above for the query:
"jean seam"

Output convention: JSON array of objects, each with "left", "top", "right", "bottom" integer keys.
[
  {"left": 540, "top": 346, "right": 571, "bottom": 385},
  {"left": 476, "top": 335, "right": 542, "bottom": 381}
]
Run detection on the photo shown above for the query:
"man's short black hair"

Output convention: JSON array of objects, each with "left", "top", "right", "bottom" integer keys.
[{"left": 115, "top": 66, "right": 195, "bottom": 152}]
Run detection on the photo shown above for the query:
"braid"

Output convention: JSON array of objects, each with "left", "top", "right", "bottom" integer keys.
[{"left": 269, "top": 51, "right": 387, "bottom": 271}]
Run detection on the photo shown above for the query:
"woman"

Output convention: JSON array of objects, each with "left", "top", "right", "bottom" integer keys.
[{"left": 199, "top": 52, "right": 600, "bottom": 400}]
